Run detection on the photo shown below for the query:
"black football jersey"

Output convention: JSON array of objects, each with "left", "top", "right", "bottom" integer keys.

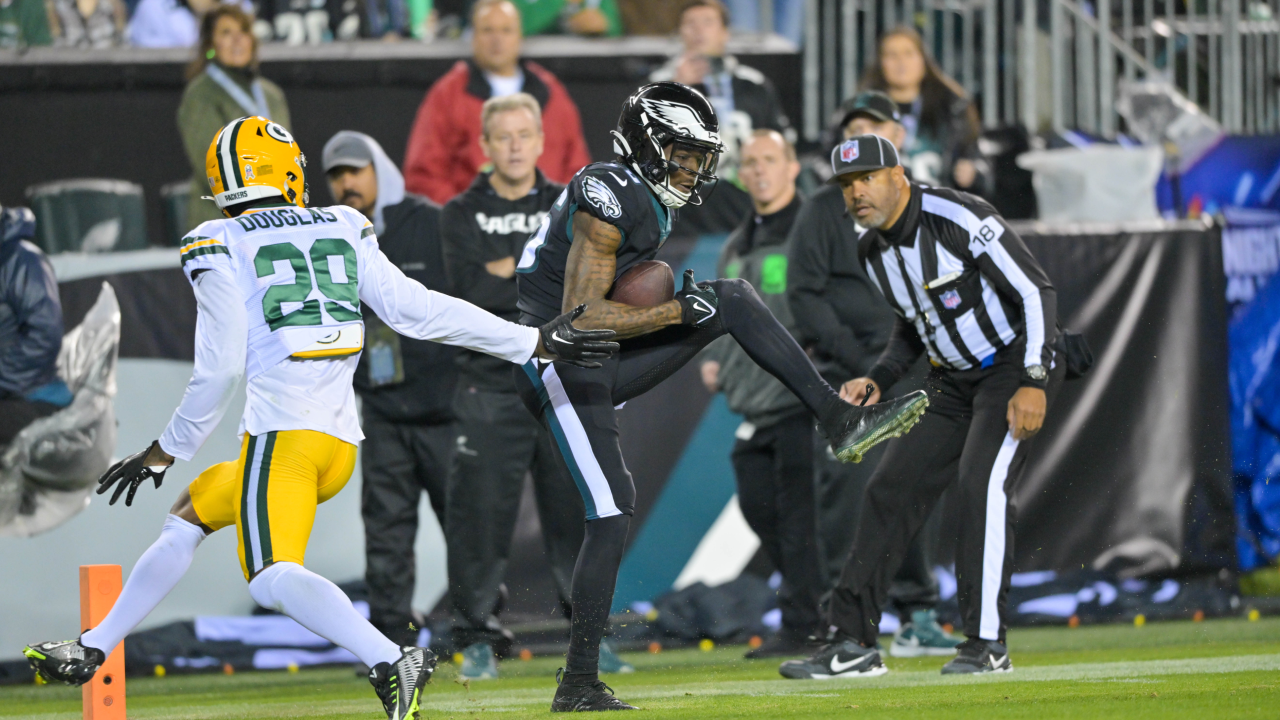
[{"left": 516, "top": 162, "right": 672, "bottom": 325}]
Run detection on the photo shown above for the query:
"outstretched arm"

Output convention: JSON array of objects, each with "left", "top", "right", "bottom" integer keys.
[
  {"left": 563, "top": 211, "right": 683, "bottom": 339},
  {"left": 361, "top": 245, "right": 540, "bottom": 363}
]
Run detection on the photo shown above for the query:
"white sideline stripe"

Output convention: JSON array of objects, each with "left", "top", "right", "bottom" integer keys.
[
  {"left": 541, "top": 364, "right": 621, "bottom": 519},
  {"left": 673, "top": 495, "right": 760, "bottom": 590},
  {"left": 246, "top": 437, "right": 267, "bottom": 572},
  {"left": 980, "top": 432, "right": 1020, "bottom": 641}
]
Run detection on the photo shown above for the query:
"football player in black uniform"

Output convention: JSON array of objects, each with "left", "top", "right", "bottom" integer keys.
[{"left": 513, "top": 82, "right": 930, "bottom": 712}]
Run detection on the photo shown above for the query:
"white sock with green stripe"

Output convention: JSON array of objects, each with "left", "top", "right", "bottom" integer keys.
[
  {"left": 248, "top": 561, "right": 401, "bottom": 668},
  {"left": 81, "top": 514, "right": 206, "bottom": 655}
]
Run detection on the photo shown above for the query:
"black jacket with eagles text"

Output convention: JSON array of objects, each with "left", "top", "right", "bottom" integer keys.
[
  {"left": 442, "top": 170, "right": 563, "bottom": 391},
  {"left": 516, "top": 162, "right": 671, "bottom": 327},
  {"left": 353, "top": 193, "right": 459, "bottom": 423},
  {"left": 860, "top": 183, "right": 1057, "bottom": 392}
]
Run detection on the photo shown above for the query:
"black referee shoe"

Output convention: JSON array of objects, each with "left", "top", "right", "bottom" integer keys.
[
  {"left": 778, "top": 640, "right": 887, "bottom": 679},
  {"left": 551, "top": 669, "right": 637, "bottom": 712},
  {"left": 940, "top": 638, "right": 1013, "bottom": 674},
  {"left": 824, "top": 390, "right": 929, "bottom": 463}
]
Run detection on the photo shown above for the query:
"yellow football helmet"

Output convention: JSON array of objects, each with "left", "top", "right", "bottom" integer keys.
[{"left": 204, "top": 116, "right": 308, "bottom": 214}]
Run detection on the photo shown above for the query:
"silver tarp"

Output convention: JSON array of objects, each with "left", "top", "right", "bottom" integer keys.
[{"left": 0, "top": 282, "right": 120, "bottom": 537}]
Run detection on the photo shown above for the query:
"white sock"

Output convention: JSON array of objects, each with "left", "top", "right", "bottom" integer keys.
[
  {"left": 248, "top": 561, "right": 402, "bottom": 668},
  {"left": 81, "top": 514, "right": 206, "bottom": 654}
]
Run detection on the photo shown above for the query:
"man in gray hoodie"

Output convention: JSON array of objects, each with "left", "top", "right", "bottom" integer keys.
[
  {"left": 699, "top": 130, "right": 824, "bottom": 659},
  {"left": 324, "top": 130, "right": 459, "bottom": 649}
]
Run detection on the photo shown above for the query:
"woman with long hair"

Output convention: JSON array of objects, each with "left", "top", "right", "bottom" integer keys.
[
  {"left": 861, "top": 26, "right": 982, "bottom": 190},
  {"left": 176, "top": 5, "right": 291, "bottom": 232}
]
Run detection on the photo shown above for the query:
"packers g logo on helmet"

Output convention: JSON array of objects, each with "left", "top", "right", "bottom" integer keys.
[{"left": 205, "top": 116, "right": 309, "bottom": 215}]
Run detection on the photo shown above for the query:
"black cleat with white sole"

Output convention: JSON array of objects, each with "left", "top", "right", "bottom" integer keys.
[
  {"left": 551, "top": 669, "right": 637, "bottom": 712},
  {"left": 369, "top": 646, "right": 436, "bottom": 720},
  {"left": 941, "top": 638, "right": 1012, "bottom": 674},
  {"left": 24, "top": 637, "right": 105, "bottom": 686},
  {"left": 778, "top": 640, "right": 887, "bottom": 680},
  {"left": 822, "top": 390, "right": 929, "bottom": 463}
]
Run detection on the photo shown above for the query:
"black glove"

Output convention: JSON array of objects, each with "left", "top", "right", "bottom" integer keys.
[
  {"left": 676, "top": 269, "right": 719, "bottom": 326},
  {"left": 538, "top": 305, "right": 620, "bottom": 368},
  {"left": 96, "top": 441, "right": 170, "bottom": 507}
]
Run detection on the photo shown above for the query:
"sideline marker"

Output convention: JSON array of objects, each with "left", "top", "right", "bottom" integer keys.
[{"left": 80, "top": 565, "right": 125, "bottom": 720}]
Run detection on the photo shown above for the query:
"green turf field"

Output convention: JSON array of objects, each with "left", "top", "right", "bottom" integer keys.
[{"left": 5, "top": 617, "right": 1278, "bottom": 719}]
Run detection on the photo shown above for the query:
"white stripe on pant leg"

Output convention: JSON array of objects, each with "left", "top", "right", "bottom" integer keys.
[
  {"left": 979, "top": 432, "right": 1020, "bottom": 641},
  {"left": 542, "top": 364, "right": 622, "bottom": 519},
  {"left": 246, "top": 438, "right": 268, "bottom": 574}
]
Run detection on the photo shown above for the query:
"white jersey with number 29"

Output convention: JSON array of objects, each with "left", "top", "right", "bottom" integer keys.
[{"left": 157, "top": 203, "right": 540, "bottom": 461}]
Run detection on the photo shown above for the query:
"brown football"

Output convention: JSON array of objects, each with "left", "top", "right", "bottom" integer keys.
[{"left": 608, "top": 260, "right": 675, "bottom": 307}]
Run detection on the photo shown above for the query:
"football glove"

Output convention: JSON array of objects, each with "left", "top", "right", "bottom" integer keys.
[
  {"left": 676, "top": 269, "right": 719, "bottom": 326},
  {"left": 96, "top": 441, "right": 170, "bottom": 507},
  {"left": 539, "top": 305, "right": 620, "bottom": 368}
]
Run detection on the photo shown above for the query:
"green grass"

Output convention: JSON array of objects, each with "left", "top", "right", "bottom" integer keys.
[{"left": 4, "top": 617, "right": 1279, "bottom": 719}]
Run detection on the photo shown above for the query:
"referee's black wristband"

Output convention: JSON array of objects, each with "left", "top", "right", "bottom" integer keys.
[{"left": 1018, "top": 376, "right": 1048, "bottom": 390}]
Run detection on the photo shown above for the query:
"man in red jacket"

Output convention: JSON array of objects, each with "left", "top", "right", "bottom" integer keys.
[{"left": 403, "top": 0, "right": 592, "bottom": 205}]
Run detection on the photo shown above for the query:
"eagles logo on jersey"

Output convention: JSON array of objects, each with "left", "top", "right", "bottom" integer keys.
[{"left": 581, "top": 176, "right": 622, "bottom": 219}]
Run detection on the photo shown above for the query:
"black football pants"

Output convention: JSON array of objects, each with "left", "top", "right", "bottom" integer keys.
[
  {"left": 828, "top": 356, "right": 1064, "bottom": 646},
  {"left": 446, "top": 385, "right": 584, "bottom": 650},
  {"left": 516, "top": 278, "right": 847, "bottom": 680},
  {"left": 361, "top": 414, "right": 454, "bottom": 648},
  {"left": 813, "top": 436, "right": 942, "bottom": 617},
  {"left": 732, "top": 411, "right": 824, "bottom": 637}
]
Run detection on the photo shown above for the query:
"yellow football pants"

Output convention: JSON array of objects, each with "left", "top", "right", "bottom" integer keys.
[{"left": 188, "top": 430, "right": 357, "bottom": 581}]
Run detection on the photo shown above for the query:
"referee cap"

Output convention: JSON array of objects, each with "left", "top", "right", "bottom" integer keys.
[{"left": 828, "top": 134, "right": 901, "bottom": 183}]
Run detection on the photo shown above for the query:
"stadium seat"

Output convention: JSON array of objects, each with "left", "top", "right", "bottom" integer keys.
[
  {"left": 160, "top": 180, "right": 190, "bottom": 247},
  {"left": 24, "top": 179, "right": 148, "bottom": 255}
]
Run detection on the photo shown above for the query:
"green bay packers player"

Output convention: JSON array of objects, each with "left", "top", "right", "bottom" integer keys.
[{"left": 23, "top": 116, "right": 616, "bottom": 720}]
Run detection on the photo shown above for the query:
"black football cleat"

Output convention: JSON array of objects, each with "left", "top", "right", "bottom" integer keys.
[
  {"left": 824, "top": 390, "right": 929, "bottom": 463},
  {"left": 779, "top": 640, "right": 888, "bottom": 679},
  {"left": 551, "top": 669, "right": 637, "bottom": 712},
  {"left": 369, "top": 646, "right": 437, "bottom": 720},
  {"left": 24, "top": 637, "right": 105, "bottom": 686},
  {"left": 940, "top": 638, "right": 1012, "bottom": 674}
]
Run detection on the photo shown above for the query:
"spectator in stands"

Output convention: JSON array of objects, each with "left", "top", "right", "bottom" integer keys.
[
  {"left": 517, "top": 0, "right": 621, "bottom": 36},
  {"left": 785, "top": 95, "right": 959, "bottom": 658},
  {"left": 615, "top": 0, "right": 681, "bottom": 35},
  {"left": 861, "top": 26, "right": 982, "bottom": 189},
  {"left": 0, "top": 0, "right": 52, "bottom": 47},
  {"left": 649, "top": 0, "right": 792, "bottom": 180},
  {"left": 128, "top": 0, "right": 238, "bottom": 48},
  {"left": 177, "top": 4, "right": 291, "bottom": 232},
  {"left": 0, "top": 207, "right": 70, "bottom": 449},
  {"left": 323, "top": 130, "right": 459, "bottom": 651},
  {"left": 403, "top": 0, "right": 591, "bottom": 205},
  {"left": 47, "top": 0, "right": 126, "bottom": 47},
  {"left": 699, "top": 130, "right": 824, "bottom": 660},
  {"left": 722, "top": 0, "right": 801, "bottom": 45}
]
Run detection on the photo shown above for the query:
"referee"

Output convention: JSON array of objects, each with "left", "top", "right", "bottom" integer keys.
[{"left": 781, "top": 135, "right": 1062, "bottom": 679}]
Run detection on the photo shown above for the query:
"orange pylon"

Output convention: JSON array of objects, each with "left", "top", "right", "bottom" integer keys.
[{"left": 79, "top": 565, "right": 125, "bottom": 720}]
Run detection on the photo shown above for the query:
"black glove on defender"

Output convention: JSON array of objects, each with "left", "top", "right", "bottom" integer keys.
[{"left": 539, "top": 305, "right": 620, "bottom": 368}]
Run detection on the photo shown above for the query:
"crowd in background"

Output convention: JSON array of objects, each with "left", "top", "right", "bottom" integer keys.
[{"left": 0, "top": 0, "right": 802, "bottom": 49}]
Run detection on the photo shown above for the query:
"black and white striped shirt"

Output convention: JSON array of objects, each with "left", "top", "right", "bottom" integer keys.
[{"left": 859, "top": 184, "right": 1057, "bottom": 388}]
